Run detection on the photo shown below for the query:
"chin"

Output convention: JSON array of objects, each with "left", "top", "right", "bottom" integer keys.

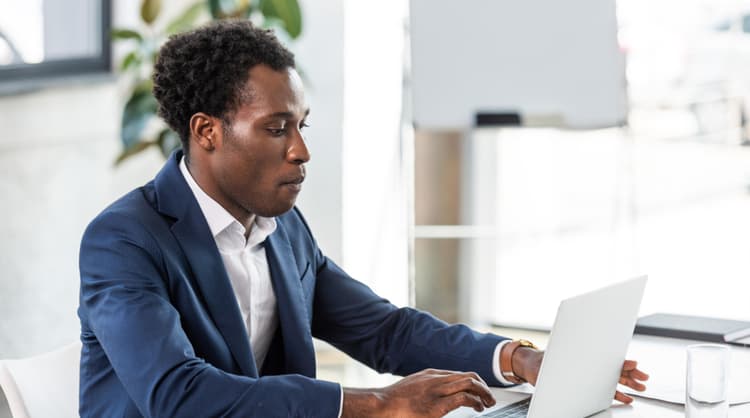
[{"left": 253, "top": 202, "right": 296, "bottom": 218}]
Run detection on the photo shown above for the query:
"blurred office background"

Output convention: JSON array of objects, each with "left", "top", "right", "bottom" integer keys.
[
  {"left": 414, "top": 0, "right": 750, "bottom": 328},
  {"left": 1, "top": 0, "right": 750, "bottom": 415}
]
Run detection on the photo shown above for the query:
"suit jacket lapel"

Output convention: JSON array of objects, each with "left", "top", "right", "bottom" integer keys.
[
  {"left": 265, "top": 221, "right": 317, "bottom": 377},
  {"left": 154, "top": 151, "right": 257, "bottom": 378}
]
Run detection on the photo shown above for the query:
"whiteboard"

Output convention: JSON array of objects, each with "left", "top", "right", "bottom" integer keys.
[{"left": 409, "top": 0, "right": 627, "bottom": 129}]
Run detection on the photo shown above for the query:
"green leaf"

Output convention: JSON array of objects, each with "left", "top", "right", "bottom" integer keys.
[
  {"left": 115, "top": 140, "right": 158, "bottom": 166},
  {"left": 120, "top": 51, "right": 140, "bottom": 71},
  {"left": 141, "top": 0, "right": 162, "bottom": 24},
  {"left": 260, "top": 0, "right": 302, "bottom": 38},
  {"left": 166, "top": 2, "right": 207, "bottom": 35},
  {"left": 157, "top": 129, "right": 182, "bottom": 158},
  {"left": 207, "top": 0, "right": 222, "bottom": 18},
  {"left": 133, "top": 78, "right": 154, "bottom": 95},
  {"left": 121, "top": 83, "right": 158, "bottom": 150},
  {"left": 111, "top": 28, "right": 143, "bottom": 41},
  {"left": 260, "top": 15, "right": 284, "bottom": 30}
]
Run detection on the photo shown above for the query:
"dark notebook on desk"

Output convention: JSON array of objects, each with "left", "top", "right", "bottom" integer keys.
[{"left": 635, "top": 313, "right": 750, "bottom": 346}]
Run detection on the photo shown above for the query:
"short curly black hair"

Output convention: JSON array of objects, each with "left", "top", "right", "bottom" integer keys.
[{"left": 153, "top": 19, "right": 295, "bottom": 156}]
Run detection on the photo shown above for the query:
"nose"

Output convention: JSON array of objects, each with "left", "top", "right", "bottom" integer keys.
[{"left": 286, "top": 130, "right": 310, "bottom": 164}]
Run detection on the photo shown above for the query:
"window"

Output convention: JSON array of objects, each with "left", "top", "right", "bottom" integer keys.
[{"left": 0, "top": 0, "right": 111, "bottom": 88}]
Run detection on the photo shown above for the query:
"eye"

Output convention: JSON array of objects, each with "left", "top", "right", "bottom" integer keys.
[
  {"left": 267, "top": 127, "right": 286, "bottom": 137},
  {"left": 300, "top": 121, "right": 310, "bottom": 130}
]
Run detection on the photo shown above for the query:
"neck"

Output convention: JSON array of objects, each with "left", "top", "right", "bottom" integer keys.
[{"left": 186, "top": 158, "right": 256, "bottom": 234}]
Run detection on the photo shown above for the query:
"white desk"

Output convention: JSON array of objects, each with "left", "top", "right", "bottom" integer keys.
[
  {"left": 591, "top": 397, "right": 750, "bottom": 417},
  {"left": 483, "top": 331, "right": 750, "bottom": 417},
  {"left": 449, "top": 388, "right": 750, "bottom": 417},
  {"left": 611, "top": 334, "right": 750, "bottom": 416}
]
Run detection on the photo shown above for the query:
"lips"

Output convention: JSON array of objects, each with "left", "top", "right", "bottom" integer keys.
[
  {"left": 280, "top": 176, "right": 304, "bottom": 186},
  {"left": 280, "top": 165, "right": 306, "bottom": 194},
  {"left": 284, "top": 177, "right": 304, "bottom": 185},
  {"left": 280, "top": 174, "right": 305, "bottom": 194}
]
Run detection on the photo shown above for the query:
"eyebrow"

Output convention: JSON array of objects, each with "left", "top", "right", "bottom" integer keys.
[{"left": 265, "top": 109, "right": 310, "bottom": 120}]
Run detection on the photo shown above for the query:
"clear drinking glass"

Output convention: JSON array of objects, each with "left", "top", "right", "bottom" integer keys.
[{"left": 686, "top": 344, "right": 730, "bottom": 418}]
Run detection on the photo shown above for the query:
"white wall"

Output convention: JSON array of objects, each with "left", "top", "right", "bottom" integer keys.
[
  {"left": 0, "top": 81, "right": 165, "bottom": 358},
  {"left": 291, "top": 0, "right": 344, "bottom": 263},
  {"left": 341, "top": 0, "right": 409, "bottom": 306}
]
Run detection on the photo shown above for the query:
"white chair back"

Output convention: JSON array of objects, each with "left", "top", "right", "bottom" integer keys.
[{"left": 0, "top": 341, "right": 81, "bottom": 418}]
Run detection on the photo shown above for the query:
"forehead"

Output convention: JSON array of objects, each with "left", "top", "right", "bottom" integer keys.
[{"left": 236, "top": 65, "right": 306, "bottom": 118}]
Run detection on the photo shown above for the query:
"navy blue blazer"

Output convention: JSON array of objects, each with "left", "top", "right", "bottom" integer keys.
[{"left": 78, "top": 150, "right": 507, "bottom": 417}]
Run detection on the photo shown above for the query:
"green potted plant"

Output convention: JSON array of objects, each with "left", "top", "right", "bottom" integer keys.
[{"left": 112, "top": 0, "right": 302, "bottom": 164}]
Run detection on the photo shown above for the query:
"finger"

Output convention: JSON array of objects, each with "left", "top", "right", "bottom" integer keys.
[
  {"left": 440, "top": 391, "right": 486, "bottom": 413},
  {"left": 420, "top": 368, "right": 462, "bottom": 376},
  {"left": 436, "top": 376, "right": 496, "bottom": 407},
  {"left": 627, "top": 368, "right": 649, "bottom": 381},
  {"left": 429, "top": 371, "right": 487, "bottom": 386},
  {"left": 434, "top": 373, "right": 494, "bottom": 402},
  {"left": 622, "top": 360, "right": 638, "bottom": 371},
  {"left": 618, "top": 376, "right": 646, "bottom": 392},
  {"left": 614, "top": 390, "right": 634, "bottom": 404}
]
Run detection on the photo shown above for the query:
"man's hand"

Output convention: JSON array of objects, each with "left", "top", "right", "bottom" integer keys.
[
  {"left": 341, "top": 369, "right": 496, "bottom": 418},
  {"left": 614, "top": 360, "right": 649, "bottom": 404},
  {"left": 510, "top": 349, "right": 649, "bottom": 404}
]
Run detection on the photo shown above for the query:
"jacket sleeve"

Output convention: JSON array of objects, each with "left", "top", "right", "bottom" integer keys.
[
  {"left": 79, "top": 212, "right": 341, "bottom": 418},
  {"left": 297, "top": 225, "right": 509, "bottom": 387}
]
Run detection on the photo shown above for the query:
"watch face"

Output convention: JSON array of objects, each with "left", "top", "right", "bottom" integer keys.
[{"left": 519, "top": 339, "right": 537, "bottom": 349}]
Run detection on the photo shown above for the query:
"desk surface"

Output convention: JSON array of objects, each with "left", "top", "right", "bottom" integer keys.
[
  {"left": 448, "top": 387, "right": 750, "bottom": 417},
  {"left": 592, "top": 397, "right": 750, "bottom": 417},
  {"left": 490, "top": 330, "right": 750, "bottom": 417}
]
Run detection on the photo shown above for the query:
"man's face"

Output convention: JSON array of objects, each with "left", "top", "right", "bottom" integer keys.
[{"left": 209, "top": 65, "right": 310, "bottom": 219}]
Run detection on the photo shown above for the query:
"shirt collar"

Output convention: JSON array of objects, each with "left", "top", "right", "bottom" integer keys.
[{"left": 179, "top": 156, "right": 276, "bottom": 244}]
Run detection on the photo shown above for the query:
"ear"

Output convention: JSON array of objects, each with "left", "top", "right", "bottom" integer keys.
[{"left": 189, "top": 112, "right": 222, "bottom": 152}]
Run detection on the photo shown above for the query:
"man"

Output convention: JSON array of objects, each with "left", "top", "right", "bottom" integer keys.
[{"left": 78, "top": 20, "right": 647, "bottom": 417}]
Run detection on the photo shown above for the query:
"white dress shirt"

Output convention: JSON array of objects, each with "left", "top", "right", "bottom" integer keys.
[{"left": 179, "top": 157, "right": 278, "bottom": 369}]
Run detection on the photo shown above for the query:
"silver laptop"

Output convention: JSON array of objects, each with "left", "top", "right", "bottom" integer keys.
[{"left": 445, "top": 276, "right": 648, "bottom": 418}]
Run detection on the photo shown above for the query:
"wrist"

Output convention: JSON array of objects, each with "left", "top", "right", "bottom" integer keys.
[
  {"left": 511, "top": 346, "right": 538, "bottom": 382},
  {"left": 341, "top": 388, "right": 384, "bottom": 418},
  {"left": 500, "top": 339, "right": 538, "bottom": 384}
]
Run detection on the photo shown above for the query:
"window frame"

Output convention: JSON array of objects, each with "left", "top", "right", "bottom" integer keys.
[{"left": 0, "top": 0, "right": 112, "bottom": 85}]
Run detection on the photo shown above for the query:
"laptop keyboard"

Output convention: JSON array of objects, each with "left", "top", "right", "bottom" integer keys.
[{"left": 477, "top": 397, "right": 530, "bottom": 418}]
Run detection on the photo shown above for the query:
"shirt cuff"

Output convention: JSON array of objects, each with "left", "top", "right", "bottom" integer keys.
[
  {"left": 337, "top": 384, "right": 344, "bottom": 418},
  {"left": 492, "top": 340, "right": 516, "bottom": 386}
]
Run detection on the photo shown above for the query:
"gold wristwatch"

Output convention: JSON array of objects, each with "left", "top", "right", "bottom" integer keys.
[{"left": 500, "top": 339, "right": 538, "bottom": 384}]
